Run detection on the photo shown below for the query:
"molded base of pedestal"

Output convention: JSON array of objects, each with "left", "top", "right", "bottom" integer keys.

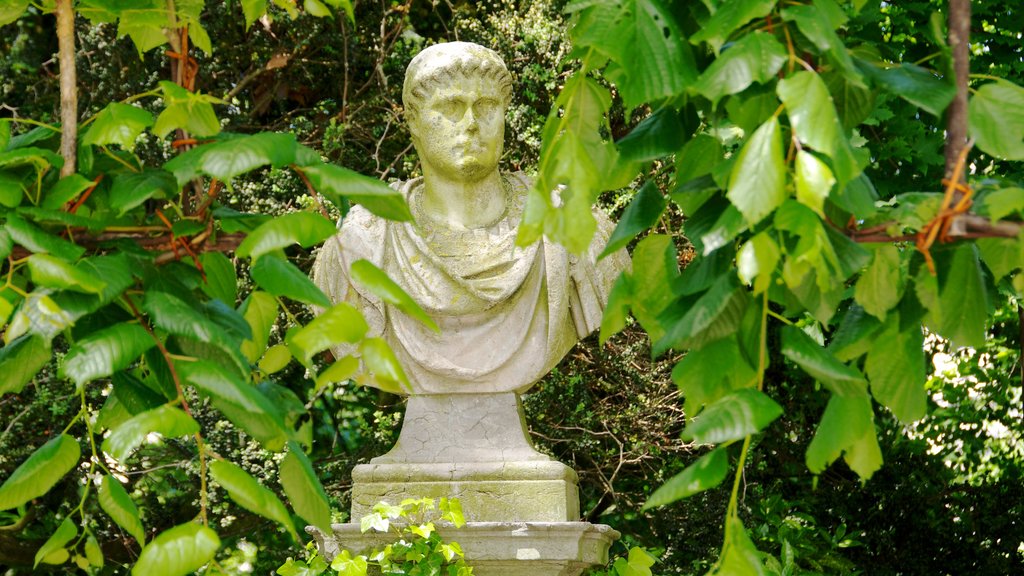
[{"left": 309, "top": 522, "right": 620, "bottom": 576}]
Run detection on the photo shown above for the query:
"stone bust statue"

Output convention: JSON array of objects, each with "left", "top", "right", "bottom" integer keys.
[{"left": 312, "top": 41, "right": 628, "bottom": 396}]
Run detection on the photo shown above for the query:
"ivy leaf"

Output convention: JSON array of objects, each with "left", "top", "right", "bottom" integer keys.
[
  {"left": 600, "top": 181, "right": 666, "bottom": 259},
  {"left": 34, "top": 517, "right": 77, "bottom": 568},
  {"left": 866, "top": 63, "right": 955, "bottom": 117},
  {"left": 643, "top": 447, "right": 729, "bottom": 509},
  {"left": 358, "top": 337, "right": 410, "bottom": 394},
  {"left": 727, "top": 117, "right": 786, "bottom": 225},
  {"left": 854, "top": 244, "right": 903, "bottom": 321},
  {"left": 102, "top": 405, "right": 200, "bottom": 462},
  {"left": 132, "top": 523, "right": 220, "bottom": 576},
  {"left": 693, "top": 32, "right": 787, "bottom": 105},
  {"left": 153, "top": 81, "right": 221, "bottom": 138},
  {"left": 682, "top": 389, "right": 783, "bottom": 444},
  {"left": 969, "top": 80, "right": 1024, "bottom": 160},
  {"left": 865, "top": 315, "right": 926, "bottom": 423},
  {"left": 298, "top": 163, "right": 412, "bottom": 222},
  {"left": 27, "top": 253, "right": 107, "bottom": 293},
  {"left": 238, "top": 212, "right": 336, "bottom": 261},
  {"left": 330, "top": 550, "right": 368, "bottom": 576},
  {"left": 59, "top": 323, "right": 155, "bottom": 390},
  {"left": 0, "top": 335, "right": 52, "bottom": 395},
  {"left": 0, "top": 434, "right": 80, "bottom": 511},
  {"left": 280, "top": 441, "right": 333, "bottom": 533},
  {"left": 690, "top": 0, "right": 776, "bottom": 53},
  {"left": 209, "top": 460, "right": 297, "bottom": 539},
  {"left": 251, "top": 255, "right": 332, "bottom": 308},
  {"left": 240, "top": 291, "right": 279, "bottom": 364},
  {"left": 350, "top": 259, "right": 437, "bottom": 332},
  {"left": 288, "top": 302, "right": 368, "bottom": 367},
  {"left": 179, "top": 361, "right": 290, "bottom": 452},
  {"left": 109, "top": 169, "right": 178, "bottom": 216},
  {"left": 98, "top": 475, "right": 146, "bottom": 543},
  {"left": 82, "top": 103, "right": 153, "bottom": 151}
]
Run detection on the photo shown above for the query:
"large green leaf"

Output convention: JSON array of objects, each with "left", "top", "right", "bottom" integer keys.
[
  {"left": 693, "top": 32, "right": 787, "bottom": 105},
  {"left": 714, "top": 516, "right": 768, "bottom": 576},
  {"left": 616, "top": 107, "right": 689, "bottom": 163},
  {"left": 82, "top": 103, "right": 153, "bottom": 151},
  {"left": 726, "top": 117, "right": 786, "bottom": 225},
  {"left": 288, "top": 302, "right": 368, "bottom": 369},
  {"left": 600, "top": 181, "right": 666, "bottom": 259},
  {"left": 358, "top": 337, "right": 410, "bottom": 394},
  {"left": 599, "top": 275, "right": 632, "bottom": 344},
  {"left": 279, "top": 442, "right": 333, "bottom": 532},
  {"left": 736, "top": 232, "right": 780, "bottom": 295},
  {"left": 866, "top": 63, "right": 955, "bottom": 117},
  {"left": 682, "top": 389, "right": 782, "bottom": 445},
  {"left": 853, "top": 244, "right": 903, "bottom": 321},
  {"left": 969, "top": 80, "right": 1024, "bottom": 161},
  {"left": 805, "top": 389, "right": 882, "bottom": 479},
  {"left": 209, "top": 460, "right": 296, "bottom": 538},
  {"left": 102, "top": 405, "right": 200, "bottom": 462},
  {"left": 0, "top": 434, "right": 81, "bottom": 511},
  {"left": 27, "top": 253, "right": 107, "bottom": 294},
  {"left": 690, "top": 0, "right": 776, "bottom": 53},
  {"left": 153, "top": 81, "right": 221, "bottom": 138},
  {"left": 250, "top": 254, "right": 332, "bottom": 308},
  {"left": 132, "top": 523, "right": 220, "bottom": 576},
  {"left": 655, "top": 272, "right": 749, "bottom": 355},
  {"left": 0, "top": 146, "right": 62, "bottom": 171},
  {"left": 109, "top": 169, "right": 178, "bottom": 216},
  {"left": 298, "top": 163, "right": 413, "bottom": 221},
  {"left": 0, "top": 172, "right": 24, "bottom": 207},
  {"left": 0, "top": 334, "right": 52, "bottom": 395},
  {"left": 672, "top": 336, "right": 757, "bottom": 418},
  {"left": 794, "top": 150, "right": 835, "bottom": 216},
  {"left": 777, "top": 70, "right": 860, "bottom": 184},
  {"left": 164, "top": 132, "right": 298, "bottom": 185},
  {"left": 143, "top": 290, "right": 230, "bottom": 345},
  {"left": 34, "top": 517, "right": 77, "bottom": 568},
  {"left": 237, "top": 212, "right": 337, "bottom": 261},
  {"left": 780, "top": 325, "right": 865, "bottom": 396},
  {"left": 626, "top": 234, "right": 680, "bottom": 342},
  {"left": 240, "top": 291, "right": 279, "bottom": 364},
  {"left": 59, "top": 323, "right": 154, "bottom": 389},
  {"left": 5, "top": 213, "right": 85, "bottom": 260},
  {"left": 199, "top": 252, "right": 237, "bottom": 304},
  {"left": 350, "top": 259, "right": 437, "bottom": 332},
  {"left": 98, "top": 475, "right": 146, "bottom": 543},
  {"left": 865, "top": 315, "right": 926, "bottom": 423},
  {"left": 781, "top": 3, "right": 863, "bottom": 87},
  {"left": 932, "top": 245, "right": 989, "bottom": 348},
  {"left": 570, "top": 0, "right": 695, "bottom": 108},
  {"left": 643, "top": 447, "right": 729, "bottom": 509},
  {"left": 179, "top": 361, "right": 290, "bottom": 451}
]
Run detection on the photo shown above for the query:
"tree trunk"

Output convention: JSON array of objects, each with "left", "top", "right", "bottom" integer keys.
[
  {"left": 945, "top": 0, "right": 971, "bottom": 181},
  {"left": 56, "top": 0, "right": 77, "bottom": 177}
]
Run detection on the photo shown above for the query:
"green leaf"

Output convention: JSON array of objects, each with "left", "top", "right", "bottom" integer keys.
[
  {"left": 977, "top": 236, "right": 1024, "bottom": 281},
  {"left": 98, "top": 475, "right": 146, "bottom": 543},
  {"left": 358, "top": 337, "right": 410, "bottom": 394},
  {"left": 727, "top": 117, "right": 786, "bottom": 225},
  {"left": 0, "top": 335, "right": 52, "bottom": 395},
  {"left": 777, "top": 70, "right": 860, "bottom": 184},
  {"left": 627, "top": 234, "right": 680, "bottom": 342},
  {"left": 865, "top": 315, "right": 926, "bottom": 423},
  {"left": 289, "top": 302, "right": 366, "bottom": 368},
  {"left": 330, "top": 550, "right": 368, "bottom": 576},
  {"left": 85, "top": 532, "right": 104, "bottom": 567},
  {"left": 109, "top": 169, "right": 178, "bottom": 216},
  {"left": 59, "top": 323, "right": 154, "bottom": 389},
  {"left": 251, "top": 255, "right": 332, "bottom": 308},
  {"left": 781, "top": 3, "right": 863, "bottom": 87},
  {"left": 805, "top": 388, "right": 882, "bottom": 479},
  {"left": 240, "top": 291, "right": 279, "bottom": 364},
  {"left": 0, "top": 434, "right": 80, "bottom": 511},
  {"left": 132, "top": 523, "right": 220, "bottom": 576},
  {"left": 259, "top": 344, "right": 292, "bottom": 374},
  {"left": 969, "top": 80, "right": 1024, "bottom": 160},
  {"left": 34, "top": 517, "right": 77, "bottom": 568},
  {"left": 199, "top": 252, "right": 237, "bottom": 304},
  {"left": 828, "top": 304, "right": 882, "bottom": 361},
  {"left": 571, "top": 0, "right": 696, "bottom": 108},
  {"left": 616, "top": 107, "right": 688, "bottom": 163},
  {"left": 983, "top": 187, "right": 1024, "bottom": 222},
  {"left": 932, "top": 245, "right": 988, "bottom": 348},
  {"left": 599, "top": 274, "right": 632, "bottom": 344},
  {"left": 736, "top": 232, "right": 780, "bottom": 294},
  {"left": 644, "top": 447, "right": 729, "bottom": 509},
  {"left": 0, "top": 146, "right": 62, "bottom": 171},
  {"left": 693, "top": 32, "right": 787, "bottom": 105},
  {"left": 674, "top": 134, "right": 723, "bottom": 184},
  {"left": 179, "top": 361, "right": 290, "bottom": 451},
  {"left": 241, "top": 0, "right": 268, "bottom": 28},
  {"left": 854, "top": 244, "right": 903, "bottom": 321},
  {"left": 824, "top": 69, "right": 876, "bottom": 129},
  {"left": 794, "top": 151, "right": 835, "bottom": 216},
  {"left": 102, "top": 405, "right": 200, "bottom": 462},
  {"left": 672, "top": 335, "right": 757, "bottom": 418},
  {"left": 280, "top": 442, "right": 333, "bottom": 532},
  {"left": 298, "top": 163, "right": 412, "bottom": 222},
  {"left": 82, "top": 103, "right": 153, "bottom": 151},
  {"left": 600, "top": 182, "right": 666, "bottom": 259},
  {"left": 866, "top": 63, "right": 955, "bottom": 117},
  {"left": 153, "top": 81, "right": 221, "bottom": 138},
  {"left": 781, "top": 325, "right": 866, "bottom": 396},
  {"left": 41, "top": 173, "right": 93, "bottom": 210},
  {"left": 143, "top": 290, "right": 230, "bottom": 345},
  {"left": 690, "top": 0, "right": 776, "bottom": 53},
  {"left": 164, "top": 132, "right": 297, "bottom": 185},
  {"left": 238, "top": 212, "right": 337, "bottom": 261},
  {"left": 714, "top": 516, "right": 768, "bottom": 576},
  {"left": 655, "top": 272, "right": 749, "bottom": 355},
  {"left": 682, "top": 389, "right": 783, "bottom": 444},
  {"left": 210, "top": 460, "right": 296, "bottom": 538},
  {"left": 27, "top": 253, "right": 107, "bottom": 293},
  {"left": 0, "top": 0, "right": 30, "bottom": 26},
  {"left": 350, "top": 259, "right": 437, "bottom": 332},
  {"left": 0, "top": 172, "right": 24, "bottom": 207},
  {"left": 5, "top": 213, "right": 85, "bottom": 260}
]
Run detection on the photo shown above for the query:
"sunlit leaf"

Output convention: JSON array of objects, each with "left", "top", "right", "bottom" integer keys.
[
  {"left": 34, "top": 517, "right": 77, "bottom": 567},
  {"left": 240, "top": 291, "right": 279, "bottom": 364},
  {"left": 358, "top": 337, "right": 410, "bottom": 394},
  {"left": 854, "top": 244, "right": 903, "bottom": 321},
  {"left": 298, "top": 163, "right": 412, "bottom": 222},
  {"left": 102, "top": 405, "right": 199, "bottom": 462},
  {"left": 694, "top": 32, "right": 787, "bottom": 105},
  {"left": 210, "top": 460, "right": 296, "bottom": 538},
  {"left": 690, "top": 0, "right": 776, "bottom": 53},
  {"left": 682, "top": 389, "right": 782, "bottom": 444},
  {"left": 866, "top": 315, "right": 926, "bottom": 423},
  {"left": 0, "top": 434, "right": 80, "bottom": 511},
  {"left": 98, "top": 474, "right": 146, "bottom": 543},
  {"left": 132, "top": 523, "right": 220, "bottom": 576},
  {"left": 350, "top": 259, "right": 437, "bottom": 332},
  {"left": 251, "top": 255, "right": 332, "bottom": 308},
  {"left": 28, "top": 253, "right": 106, "bottom": 293},
  {"left": 82, "top": 103, "right": 153, "bottom": 151},
  {"left": 280, "top": 441, "right": 333, "bottom": 532},
  {"left": 644, "top": 447, "right": 729, "bottom": 509},
  {"left": 727, "top": 117, "right": 785, "bottom": 225},
  {"left": 60, "top": 323, "right": 154, "bottom": 389},
  {"left": 969, "top": 80, "right": 1024, "bottom": 160}
]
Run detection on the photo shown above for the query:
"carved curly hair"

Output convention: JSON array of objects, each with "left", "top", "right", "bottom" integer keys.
[{"left": 402, "top": 42, "right": 513, "bottom": 120}]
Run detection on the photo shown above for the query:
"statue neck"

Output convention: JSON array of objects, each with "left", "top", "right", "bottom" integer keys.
[{"left": 418, "top": 167, "right": 506, "bottom": 229}]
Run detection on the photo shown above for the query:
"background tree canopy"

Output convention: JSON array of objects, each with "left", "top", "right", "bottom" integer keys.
[{"left": 1, "top": 1, "right": 1022, "bottom": 575}]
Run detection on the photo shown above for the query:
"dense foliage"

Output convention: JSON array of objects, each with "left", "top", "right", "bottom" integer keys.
[{"left": 1, "top": 1, "right": 1023, "bottom": 575}]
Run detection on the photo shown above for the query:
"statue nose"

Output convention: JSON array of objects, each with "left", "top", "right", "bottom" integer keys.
[{"left": 461, "top": 108, "right": 479, "bottom": 132}]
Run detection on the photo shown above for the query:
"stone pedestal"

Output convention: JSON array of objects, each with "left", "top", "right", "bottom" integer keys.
[{"left": 314, "top": 393, "right": 618, "bottom": 576}]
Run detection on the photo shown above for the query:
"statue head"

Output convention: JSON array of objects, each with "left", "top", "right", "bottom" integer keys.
[{"left": 403, "top": 42, "right": 513, "bottom": 182}]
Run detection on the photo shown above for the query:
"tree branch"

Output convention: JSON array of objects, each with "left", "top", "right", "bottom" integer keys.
[{"left": 55, "top": 0, "right": 77, "bottom": 177}]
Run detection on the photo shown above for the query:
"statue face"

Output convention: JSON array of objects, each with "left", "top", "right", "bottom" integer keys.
[{"left": 409, "top": 75, "right": 505, "bottom": 182}]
